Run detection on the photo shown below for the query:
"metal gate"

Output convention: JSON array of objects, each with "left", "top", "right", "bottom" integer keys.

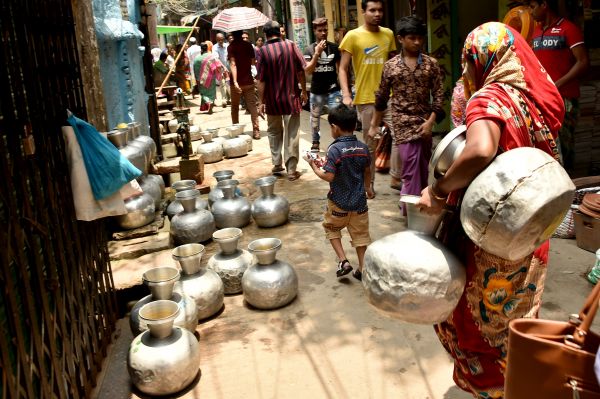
[{"left": 0, "top": 0, "right": 118, "bottom": 398}]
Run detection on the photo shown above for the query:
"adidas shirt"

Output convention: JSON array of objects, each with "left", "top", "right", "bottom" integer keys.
[{"left": 304, "top": 41, "right": 340, "bottom": 94}]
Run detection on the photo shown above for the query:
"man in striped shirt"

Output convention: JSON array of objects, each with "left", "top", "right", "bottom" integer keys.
[{"left": 256, "top": 21, "right": 308, "bottom": 181}]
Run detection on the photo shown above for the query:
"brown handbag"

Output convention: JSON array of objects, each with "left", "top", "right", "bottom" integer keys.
[
  {"left": 374, "top": 127, "right": 391, "bottom": 173},
  {"left": 505, "top": 282, "right": 600, "bottom": 398}
]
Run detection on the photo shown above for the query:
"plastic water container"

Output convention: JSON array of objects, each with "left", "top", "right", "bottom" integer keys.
[{"left": 587, "top": 248, "right": 600, "bottom": 284}]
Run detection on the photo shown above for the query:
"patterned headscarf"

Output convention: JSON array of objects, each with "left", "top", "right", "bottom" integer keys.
[{"left": 462, "top": 22, "right": 564, "bottom": 133}]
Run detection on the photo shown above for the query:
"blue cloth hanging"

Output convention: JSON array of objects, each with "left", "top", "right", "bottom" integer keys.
[{"left": 67, "top": 114, "right": 141, "bottom": 200}]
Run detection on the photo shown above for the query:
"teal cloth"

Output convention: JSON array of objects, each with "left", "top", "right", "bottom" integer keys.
[
  {"left": 67, "top": 115, "right": 141, "bottom": 200},
  {"left": 588, "top": 264, "right": 600, "bottom": 285}
]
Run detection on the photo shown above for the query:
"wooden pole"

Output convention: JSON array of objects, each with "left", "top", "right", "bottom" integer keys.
[{"left": 157, "top": 16, "right": 201, "bottom": 94}]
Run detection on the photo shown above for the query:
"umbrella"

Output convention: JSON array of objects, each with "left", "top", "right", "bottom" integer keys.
[{"left": 212, "top": 7, "right": 271, "bottom": 33}]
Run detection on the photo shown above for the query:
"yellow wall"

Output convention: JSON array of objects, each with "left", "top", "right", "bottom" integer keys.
[
  {"left": 427, "top": 0, "right": 452, "bottom": 131},
  {"left": 324, "top": 0, "right": 335, "bottom": 41},
  {"left": 357, "top": 3, "right": 364, "bottom": 26}
]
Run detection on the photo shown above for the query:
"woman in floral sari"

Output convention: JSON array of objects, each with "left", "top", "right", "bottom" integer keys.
[
  {"left": 417, "top": 22, "right": 564, "bottom": 398},
  {"left": 193, "top": 43, "right": 224, "bottom": 114}
]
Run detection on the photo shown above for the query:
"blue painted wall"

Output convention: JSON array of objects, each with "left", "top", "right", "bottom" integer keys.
[{"left": 93, "top": 0, "right": 150, "bottom": 135}]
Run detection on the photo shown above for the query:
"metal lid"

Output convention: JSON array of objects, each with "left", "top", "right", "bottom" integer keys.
[{"left": 430, "top": 125, "right": 466, "bottom": 178}]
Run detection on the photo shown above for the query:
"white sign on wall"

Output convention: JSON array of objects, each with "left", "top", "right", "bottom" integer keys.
[{"left": 289, "top": 0, "right": 311, "bottom": 51}]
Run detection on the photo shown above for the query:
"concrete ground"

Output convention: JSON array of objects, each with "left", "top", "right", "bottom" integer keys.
[{"left": 96, "top": 95, "right": 599, "bottom": 399}]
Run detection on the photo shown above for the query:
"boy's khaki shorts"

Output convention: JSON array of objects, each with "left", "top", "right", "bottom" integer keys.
[{"left": 322, "top": 200, "right": 371, "bottom": 248}]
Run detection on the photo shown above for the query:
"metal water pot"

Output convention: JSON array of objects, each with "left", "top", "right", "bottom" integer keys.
[
  {"left": 129, "top": 121, "right": 157, "bottom": 163},
  {"left": 196, "top": 132, "right": 223, "bottom": 164},
  {"left": 166, "top": 180, "right": 208, "bottom": 220},
  {"left": 172, "top": 244, "right": 224, "bottom": 320},
  {"left": 242, "top": 238, "right": 298, "bottom": 309},
  {"left": 115, "top": 193, "right": 155, "bottom": 230},
  {"left": 167, "top": 119, "right": 178, "bottom": 133},
  {"left": 138, "top": 175, "right": 163, "bottom": 209},
  {"left": 170, "top": 189, "right": 215, "bottom": 244},
  {"left": 211, "top": 180, "right": 251, "bottom": 228},
  {"left": 145, "top": 174, "right": 165, "bottom": 198},
  {"left": 127, "top": 300, "right": 200, "bottom": 396},
  {"left": 107, "top": 129, "right": 147, "bottom": 174},
  {"left": 207, "top": 228, "right": 253, "bottom": 294},
  {"left": 362, "top": 196, "right": 466, "bottom": 324},
  {"left": 129, "top": 267, "right": 198, "bottom": 336},
  {"left": 251, "top": 176, "right": 289, "bottom": 227},
  {"left": 222, "top": 136, "right": 248, "bottom": 158},
  {"left": 208, "top": 172, "right": 243, "bottom": 206},
  {"left": 460, "top": 147, "right": 575, "bottom": 260}
]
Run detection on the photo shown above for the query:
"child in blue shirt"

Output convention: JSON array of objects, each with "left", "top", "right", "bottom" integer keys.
[{"left": 304, "top": 104, "right": 373, "bottom": 280}]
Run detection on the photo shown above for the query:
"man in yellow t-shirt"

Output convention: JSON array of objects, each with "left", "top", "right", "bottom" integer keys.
[{"left": 339, "top": 0, "right": 397, "bottom": 196}]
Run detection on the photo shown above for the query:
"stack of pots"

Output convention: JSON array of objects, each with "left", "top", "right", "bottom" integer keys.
[
  {"left": 129, "top": 266, "right": 198, "bottom": 336},
  {"left": 206, "top": 127, "right": 226, "bottom": 146},
  {"left": 167, "top": 179, "right": 209, "bottom": 220},
  {"left": 125, "top": 123, "right": 164, "bottom": 213},
  {"left": 108, "top": 126, "right": 160, "bottom": 230},
  {"left": 196, "top": 132, "right": 223, "bottom": 164},
  {"left": 128, "top": 122, "right": 157, "bottom": 167},
  {"left": 172, "top": 243, "right": 224, "bottom": 319},
  {"left": 208, "top": 170, "right": 244, "bottom": 206},
  {"left": 108, "top": 126, "right": 146, "bottom": 174},
  {"left": 222, "top": 125, "right": 248, "bottom": 158},
  {"left": 127, "top": 300, "right": 200, "bottom": 396},
  {"left": 228, "top": 124, "right": 252, "bottom": 152},
  {"left": 170, "top": 189, "right": 215, "bottom": 245}
]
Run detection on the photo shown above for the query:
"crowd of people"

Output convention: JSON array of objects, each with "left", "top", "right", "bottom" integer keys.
[{"left": 150, "top": 0, "right": 590, "bottom": 396}]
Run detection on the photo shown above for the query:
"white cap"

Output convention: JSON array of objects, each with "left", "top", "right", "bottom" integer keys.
[{"left": 189, "top": 37, "right": 197, "bottom": 43}]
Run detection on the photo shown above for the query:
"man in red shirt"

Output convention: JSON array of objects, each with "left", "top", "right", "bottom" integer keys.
[
  {"left": 530, "top": 0, "right": 589, "bottom": 174},
  {"left": 228, "top": 30, "right": 260, "bottom": 139}
]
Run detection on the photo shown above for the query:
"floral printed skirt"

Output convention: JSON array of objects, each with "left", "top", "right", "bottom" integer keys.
[{"left": 435, "top": 240, "right": 549, "bottom": 398}]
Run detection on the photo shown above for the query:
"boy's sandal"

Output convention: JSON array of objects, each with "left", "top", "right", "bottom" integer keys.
[
  {"left": 352, "top": 270, "right": 362, "bottom": 281},
  {"left": 367, "top": 182, "right": 376, "bottom": 199},
  {"left": 336, "top": 260, "right": 353, "bottom": 277},
  {"left": 311, "top": 141, "right": 320, "bottom": 151}
]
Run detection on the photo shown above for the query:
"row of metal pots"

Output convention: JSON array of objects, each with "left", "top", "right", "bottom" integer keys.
[
  {"left": 195, "top": 125, "right": 252, "bottom": 163},
  {"left": 169, "top": 171, "right": 289, "bottom": 246},
  {"left": 128, "top": 233, "right": 298, "bottom": 396}
]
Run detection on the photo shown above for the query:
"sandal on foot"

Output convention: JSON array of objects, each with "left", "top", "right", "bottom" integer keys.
[
  {"left": 352, "top": 270, "right": 362, "bottom": 281},
  {"left": 287, "top": 171, "right": 301, "bottom": 181},
  {"left": 367, "top": 182, "right": 376, "bottom": 199},
  {"left": 311, "top": 141, "right": 320, "bottom": 151},
  {"left": 390, "top": 178, "right": 402, "bottom": 191},
  {"left": 336, "top": 260, "right": 353, "bottom": 277},
  {"left": 272, "top": 165, "right": 285, "bottom": 175}
]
